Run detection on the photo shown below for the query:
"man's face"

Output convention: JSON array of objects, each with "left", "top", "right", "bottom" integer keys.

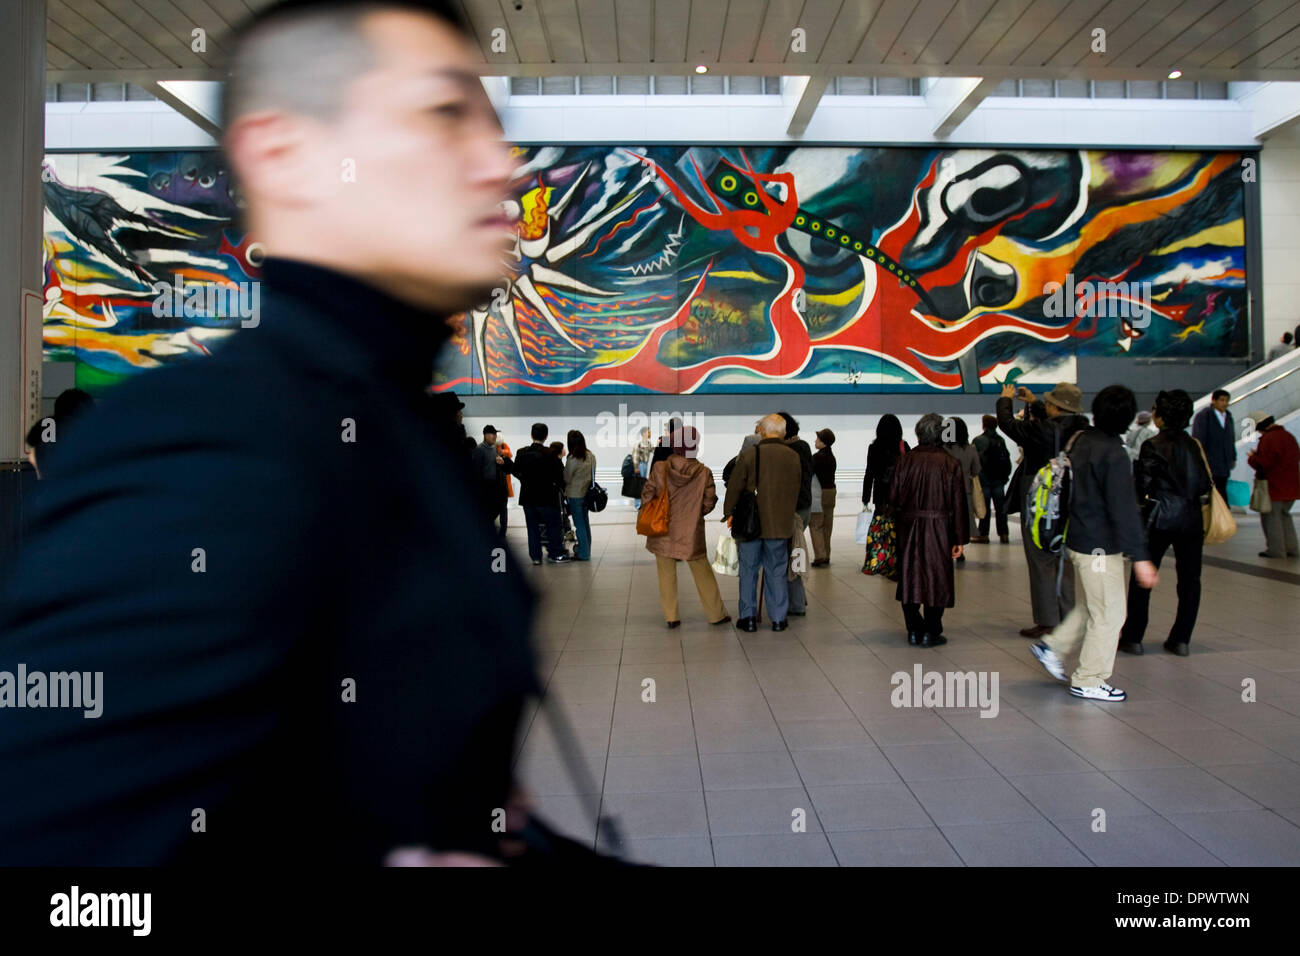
[
  {"left": 236, "top": 10, "right": 517, "bottom": 313},
  {"left": 1044, "top": 402, "right": 1061, "bottom": 418},
  {"left": 1213, "top": 395, "right": 1230, "bottom": 412},
  {"left": 484, "top": 432, "right": 496, "bottom": 445}
]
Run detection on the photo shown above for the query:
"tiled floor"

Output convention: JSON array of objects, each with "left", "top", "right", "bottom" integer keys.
[{"left": 509, "top": 504, "right": 1300, "bottom": 866}]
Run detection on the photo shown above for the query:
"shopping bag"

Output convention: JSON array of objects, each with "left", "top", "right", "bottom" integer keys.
[
  {"left": 711, "top": 535, "right": 739, "bottom": 576},
  {"left": 971, "top": 475, "right": 987, "bottom": 521},
  {"left": 1193, "top": 438, "right": 1236, "bottom": 544},
  {"left": 861, "top": 511, "right": 898, "bottom": 577},
  {"left": 636, "top": 485, "right": 669, "bottom": 536},
  {"left": 854, "top": 508, "right": 872, "bottom": 545},
  {"left": 1250, "top": 478, "right": 1272, "bottom": 514}
]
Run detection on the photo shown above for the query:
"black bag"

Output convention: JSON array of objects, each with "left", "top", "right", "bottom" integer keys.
[
  {"left": 731, "top": 445, "right": 763, "bottom": 542},
  {"left": 585, "top": 481, "right": 608, "bottom": 513}
]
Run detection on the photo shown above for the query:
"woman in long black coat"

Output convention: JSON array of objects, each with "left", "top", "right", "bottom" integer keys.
[{"left": 891, "top": 413, "right": 969, "bottom": 647}]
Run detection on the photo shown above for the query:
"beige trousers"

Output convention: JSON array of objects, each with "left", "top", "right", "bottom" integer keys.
[
  {"left": 809, "top": 488, "right": 836, "bottom": 562},
  {"left": 656, "top": 554, "right": 728, "bottom": 623},
  {"left": 1044, "top": 548, "right": 1130, "bottom": 688}
]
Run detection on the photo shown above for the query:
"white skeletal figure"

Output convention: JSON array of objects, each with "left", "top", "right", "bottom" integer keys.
[{"left": 470, "top": 163, "right": 656, "bottom": 378}]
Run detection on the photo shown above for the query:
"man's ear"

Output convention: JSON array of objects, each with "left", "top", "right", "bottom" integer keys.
[{"left": 224, "top": 111, "right": 322, "bottom": 208}]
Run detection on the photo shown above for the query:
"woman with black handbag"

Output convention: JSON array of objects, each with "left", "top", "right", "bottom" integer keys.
[
  {"left": 564, "top": 430, "right": 596, "bottom": 562},
  {"left": 1119, "top": 390, "right": 1212, "bottom": 657}
]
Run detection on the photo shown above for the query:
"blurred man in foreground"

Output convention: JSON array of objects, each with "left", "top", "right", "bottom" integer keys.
[{"left": 0, "top": 0, "right": 543, "bottom": 865}]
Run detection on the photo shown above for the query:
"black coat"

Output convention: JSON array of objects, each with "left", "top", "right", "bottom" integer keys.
[
  {"left": 995, "top": 397, "right": 1089, "bottom": 503},
  {"left": 862, "top": 439, "right": 909, "bottom": 508},
  {"left": 1136, "top": 429, "right": 1212, "bottom": 533},
  {"left": 1191, "top": 406, "right": 1236, "bottom": 477},
  {"left": 513, "top": 443, "right": 565, "bottom": 508},
  {"left": 890, "top": 445, "right": 969, "bottom": 607},
  {"left": 0, "top": 259, "right": 540, "bottom": 865}
]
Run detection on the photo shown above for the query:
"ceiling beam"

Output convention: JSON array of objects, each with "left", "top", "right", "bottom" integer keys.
[
  {"left": 785, "top": 75, "right": 830, "bottom": 137},
  {"left": 1230, "top": 81, "right": 1300, "bottom": 140},
  {"left": 146, "top": 80, "right": 222, "bottom": 140},
  {"left": 926, "top": 76, "right": 998, "bottom": 138}
]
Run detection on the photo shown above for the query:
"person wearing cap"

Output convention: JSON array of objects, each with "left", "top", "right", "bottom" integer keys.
[
  {"left": 997, "top": 381, "right": 1091, "bottom": 639},
  {"left": 641, "top": 426, "right": 731, "bottom": 628},
  {"left": 471, "top": 424, "right": 512, "bottom": 536},
  {"left": 1124, "top": 410, "right": 1158, "bottom": 462},
  {"left": 1247, "top": 414, "right": 1300, "bottom": 558},
  {"left": 809, "top": 428, "right": 837, "bottom": 566},
  {"left": 1192, "top": 389, "right": 1235, "bottom": 502}
]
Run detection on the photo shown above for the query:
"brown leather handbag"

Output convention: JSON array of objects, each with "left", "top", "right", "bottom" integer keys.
[{"left": 636, "top": 463, "right": 670, "bottom": 537}]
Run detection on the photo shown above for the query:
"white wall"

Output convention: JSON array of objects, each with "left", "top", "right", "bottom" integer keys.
[{"left": 1261, "top": 122, "right": 1300, "bottom": 350}]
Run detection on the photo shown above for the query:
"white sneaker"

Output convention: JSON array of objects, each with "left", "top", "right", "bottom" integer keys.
[
  {"left": 1030, "top": 641, "right": 1067, "bottom": 682},
  {"left": 1069, "top": 682, "right": 1127, "bottom": 702}
]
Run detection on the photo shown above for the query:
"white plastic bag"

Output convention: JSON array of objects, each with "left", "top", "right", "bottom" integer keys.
[
  {"left": 855, "top": 509, "right": 872, "bottom": 545},
  {"left": 712, "top": 535, "right": 739, "bottom": 576}
]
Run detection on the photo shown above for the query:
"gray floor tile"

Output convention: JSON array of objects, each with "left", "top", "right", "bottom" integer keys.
[
  {"left": 778, "top": 718, "right": 874, "bottom": 749},
  {"left": 880, "top": 741, "right": 998, "bottom": 781},
  {"left": 1006, "top": 771, "right": 1157, "bottom": 823},
  {"left": 705, "top": 787, "right": 820, "bottom": 836},
  {"left": 1106, "top": 767, "right": 1263, "bottom": 814},
  {"left": 1165, "top": 810, "right": 1300, "bottom": 865},
  {"left": 1059, "top": 814, "right": 1225, "bottom": 866},
  {"left": 602, "top": 790, "right": 710, "bottom": 839},
  {"left": 701, "top": 751, "right": 802, "bottom": 790},
  {"left": 862, "top": 713, "right": 963, "bottom": 746},
  {"left": 1053, "top": 731, "right": 1191, "bottom": 771},
  {"left": 807, "top": 783, "right": 933, "bottom": 831},
  {"left": 908, "top": 775, "right": 1042, "bottom": 825},
  {"left": 603, "top": 754, "right": 703, "bottom": 793},
  {"left": 618, "top": 837, "right": 715, "bottom": 867},
  {"left": 711, "top": 833, "right": 838, "bottom": 867},
  {"left": 1204, "top": 761, "right": 1300, "bottom": 809},
  {"left": 791, "top": 746, "right": 902, "bottom": 786},
  {"left": 827, "top": 828, "right": 964, "bottom": 867},
  {"left": 973, "top": 736, "right": 1096, "bottom": 775},
  {"left": 941, "top": 819, "right": 1092, "bottom": 866}
]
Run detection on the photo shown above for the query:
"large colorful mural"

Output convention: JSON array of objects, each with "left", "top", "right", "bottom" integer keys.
[{"left": 42, "top": 147, "right": 1248, "bottom": 394}]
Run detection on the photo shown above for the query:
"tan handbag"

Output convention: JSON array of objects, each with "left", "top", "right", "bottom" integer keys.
[
  {"left": 1249, "top": 478, "right": 1272, "bottom": 515},
  {"left": 1193, "top": 438, "right": 1237, "bottom": 545},
  {"left": 971, "top": 475, "right": 987, "bottom": 521}
]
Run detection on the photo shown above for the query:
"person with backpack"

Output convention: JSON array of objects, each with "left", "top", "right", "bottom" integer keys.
[
  {"left": 1030, "top": 385, "right": 1159, "bottom": 702},
  {"left": 641, "top": 425, "right": 731, "bottom": 629},
  {"left": 972, "top": 414, "right": 1012, "bottom": 543},
  {"left": 563, "top": 430, "right": 596, "bottom": 562},
  {"left": 1118, "top": 389, "right": 1211, "bottom": 657},
  {"left": 997, "top": 382, "right": 1090, "bottom": 639}
]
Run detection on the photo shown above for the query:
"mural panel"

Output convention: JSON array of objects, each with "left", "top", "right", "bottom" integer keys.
[{"left": 42, "top": 146, "right": 1248, "bottom": 395}]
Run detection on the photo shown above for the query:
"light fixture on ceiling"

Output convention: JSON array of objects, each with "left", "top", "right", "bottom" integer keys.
[
  {"left": 695, "top": 65, "right": 708, "bottom": 74},
  {"left": 1168, "top": 69, "right": 1183, "bottom": 79}
]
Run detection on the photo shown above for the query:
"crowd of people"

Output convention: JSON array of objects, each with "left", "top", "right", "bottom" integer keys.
[{"left": 455, "top": 382, "right": 1299, "bottom": 706}]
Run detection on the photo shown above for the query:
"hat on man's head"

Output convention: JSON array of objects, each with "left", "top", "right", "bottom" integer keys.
[
  {"left": 816, "top": 428, "right": 836, "bottom": 446},
  {"left": 1250, "top": 413, "right": 1276, "bottom": 431},
  {"left": 1042, "top": 382, "right": 1083, "bottom": 415},
  {"left": 483, "top": 425, "right": 498, "bottom": 435}
]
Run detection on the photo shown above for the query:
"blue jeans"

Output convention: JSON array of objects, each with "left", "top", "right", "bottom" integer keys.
[
  {"left": 523, "top": 505, "right": 563, "bottom": 561},
  {"left": 567, "top": 497, "right": 591, "bottom": 560},
  {"left": 738, "top": 537, "right": 789, "bottom": 622}
]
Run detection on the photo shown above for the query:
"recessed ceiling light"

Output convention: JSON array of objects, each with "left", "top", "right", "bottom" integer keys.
[
  {"left": 1168, "top": 69, "right": 1182, "bottom": 79},
  {"left": 695, "top": 65, "right": 708, "bottom": 74}
]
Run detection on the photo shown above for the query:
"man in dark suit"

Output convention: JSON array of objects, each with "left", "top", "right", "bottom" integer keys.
[
  {"left": 0, "top": 0, "right": 544, "bottom": 866},
  {"left": 1192, "top": 389, "right": 1237, "bottom": 501},
  {"left": 511, "top": 423, "right": 571, "bottom": 565}
]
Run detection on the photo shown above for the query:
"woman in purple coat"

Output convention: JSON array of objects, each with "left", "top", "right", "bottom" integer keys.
[{"left": 890, "top": 413, "right": 970, "bottom": 647}]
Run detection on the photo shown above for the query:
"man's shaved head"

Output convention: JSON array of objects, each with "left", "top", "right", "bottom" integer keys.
[
  {"left": 217, "top": 0, "right": 516, "bottom": 314},
  {"left": 758, "top": 414, "right": 787, "bottom": 439},
  {"left": 221, "top": 0, "right": 467, "bottom": 129}
]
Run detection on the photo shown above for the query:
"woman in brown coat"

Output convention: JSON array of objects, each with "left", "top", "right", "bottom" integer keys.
[
  {"left": 642, "top": 426, "right": 732, "bottom": 628},
  {"left": 891, "top": 413, "right": 969, "bottom": 647}
]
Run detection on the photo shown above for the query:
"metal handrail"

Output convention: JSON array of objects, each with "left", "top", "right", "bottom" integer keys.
[{"left": 1229, "top": 362, "right": 1300, "bottom": 409}]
